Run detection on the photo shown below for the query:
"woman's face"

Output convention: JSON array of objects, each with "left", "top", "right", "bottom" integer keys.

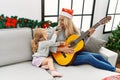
[{"left": 59, "top": 16, "right": 65, "bottom": 28}]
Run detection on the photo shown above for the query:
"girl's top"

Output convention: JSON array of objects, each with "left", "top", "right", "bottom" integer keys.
[{"left": 32, "top": 33, "right": 60, "bottom": 57}]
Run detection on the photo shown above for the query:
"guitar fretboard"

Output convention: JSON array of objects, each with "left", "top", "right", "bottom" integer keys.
[
  {"left": 69, "top": 22, "right": 101, "bottom": 47},
  {"left": 92, "top": 22, "right": 100, "bottom": 29}
]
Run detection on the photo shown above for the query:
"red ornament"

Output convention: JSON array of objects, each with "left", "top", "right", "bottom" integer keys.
[
  {"left": 24, "top": 19, "right": 28, "bottom": 23},
  {"left": 42, "top": 22, "right": 49, "bottom": 28},
  {"left": 5, "top": 17, "right": 17, "bottom": 28}
]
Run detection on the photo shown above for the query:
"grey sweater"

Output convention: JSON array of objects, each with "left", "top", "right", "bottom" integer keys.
[{"left": 47, "top": 26, "right": 90, "bottom": 53}]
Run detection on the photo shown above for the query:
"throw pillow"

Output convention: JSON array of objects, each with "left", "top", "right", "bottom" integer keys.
[{"left": 84, "top": 36, "right": 107, "bottom": 53}]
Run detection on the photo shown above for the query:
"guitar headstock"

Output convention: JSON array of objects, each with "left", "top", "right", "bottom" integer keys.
[{"left": 99, "top": 16, "right": 111, "bottom": 25}]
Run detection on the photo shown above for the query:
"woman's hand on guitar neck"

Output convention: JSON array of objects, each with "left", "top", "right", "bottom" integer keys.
[{"left": 57, "top": 46, "right": 75, "bottom": 54}]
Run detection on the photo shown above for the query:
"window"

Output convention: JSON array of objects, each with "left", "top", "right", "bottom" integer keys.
[
  {"left": 104, "top": 0, "right": 120, "bottom": 33},
  {"left": 41, "top": 0, "right": 96, "bottom": 31}
]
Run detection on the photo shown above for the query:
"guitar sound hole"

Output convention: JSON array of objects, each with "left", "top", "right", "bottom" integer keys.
[
  {"left": 61, "top": 52, "right": 66, "bottom": 58},
  {"left": 69, "top": 41, "right": 76, "bottom": 48}
]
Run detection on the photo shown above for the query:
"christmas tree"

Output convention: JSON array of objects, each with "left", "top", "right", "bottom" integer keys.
[{"left": 106, "top": 23, "right": 120, "bottom": 60}]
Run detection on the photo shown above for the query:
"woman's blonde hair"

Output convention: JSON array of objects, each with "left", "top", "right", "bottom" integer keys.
[
  {"left": 31, "top": 28, "right": 44, "bottom": 53},
  {"left": 59, "top": 16, "right": 80, "bottom": 37}
]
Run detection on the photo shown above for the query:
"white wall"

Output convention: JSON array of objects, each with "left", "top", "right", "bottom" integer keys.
[
  {"left": 0, "top": 0, "right": 41, "bottom": 20},
  {"left": 92, "top": 0, "right": 111, "bottom": 40},
  {"left": 0, "top": 0, "right": 111, "bottom": 40}
]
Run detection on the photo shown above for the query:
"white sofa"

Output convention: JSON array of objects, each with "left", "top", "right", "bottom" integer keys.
[{"left": 0, "top": 28, "right": 119, "bottom": 80}]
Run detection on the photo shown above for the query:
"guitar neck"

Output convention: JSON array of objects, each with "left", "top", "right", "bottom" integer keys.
[
  {"left": 72, "top": 22, "right": 101, "bottom": 45},
  {"left": 92, "top": 22, "right": 101, "bottom": 29},
  {"left": 69, "top": 16, "right": 111, "bottom": 47}
]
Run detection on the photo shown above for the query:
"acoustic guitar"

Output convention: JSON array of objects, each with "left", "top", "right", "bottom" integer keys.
[{"left": 52, "top": 16, "right": 111, "bottom": 66}]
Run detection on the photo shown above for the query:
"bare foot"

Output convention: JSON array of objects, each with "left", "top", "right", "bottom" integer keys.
[
  {"left": 41, "top": 65, "right": 49, "bottom": 70},
  {"left": 50, "top": 70, "right": 62, "bottom": 77},
  {"left": 115, "top": 68, "right": 120, "bottom": 73}
]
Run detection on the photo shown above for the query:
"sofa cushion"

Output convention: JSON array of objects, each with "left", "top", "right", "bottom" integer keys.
[
  {"left": 54, "top": 63, "right": 119, "bottom": 80},
  {"left": 0, "top": 28, "right": 33, "bottom": 66},
  {"left": 84, "top": 36, "right": 107, "bottom": 53},
  {"left": 99, "top": 47, "right": 118, "bottom": 66},
  {"left": 0, "top": 61, "right": 53, "bottom": 80}
]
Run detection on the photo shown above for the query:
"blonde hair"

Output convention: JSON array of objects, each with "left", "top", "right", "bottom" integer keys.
[
  {"left": 59, "top": 16, "right": 80, "bottom": 37},
  {"left": 31, "top": 28, "right": 45, "bottom": 53}
]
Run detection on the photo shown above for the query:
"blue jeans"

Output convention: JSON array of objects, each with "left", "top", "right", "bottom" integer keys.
[{"left": 72, "top": 51, "right": 115, "bottom": 71}]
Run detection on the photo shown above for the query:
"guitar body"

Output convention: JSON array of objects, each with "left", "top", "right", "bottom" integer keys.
[{"left": 52, "top": 34, "right": 85, "bottom": 66}]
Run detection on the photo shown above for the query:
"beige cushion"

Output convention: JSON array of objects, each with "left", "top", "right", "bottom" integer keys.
[
  {"left": 0, "top": 28, "right": 33, "bottom": 66},
  {"left": 84, "top": 37, "right": 107, "bottom": 53},
  {"left": 54, "top": 63, "right": 119, "bottom": 80},
  {"left": 0, "top": 61, "right": 53, "bottom": 80}
]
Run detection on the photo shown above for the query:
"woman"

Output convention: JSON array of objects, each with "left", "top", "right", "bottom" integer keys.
[{"left": 48, "top": 8, "right": 120, "bottom": 73}]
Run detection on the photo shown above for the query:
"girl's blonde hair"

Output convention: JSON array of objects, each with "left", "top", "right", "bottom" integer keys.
[
  {"left": 31, "top": 28, "right": 44, "bottom": 53},
  {"left": 59, "top": 16, "right": 80, "bottom": 37}
]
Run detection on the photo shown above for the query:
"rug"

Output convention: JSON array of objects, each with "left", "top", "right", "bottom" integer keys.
[{"left": 102, "top": 74, "right": 120, "bottom": 80}]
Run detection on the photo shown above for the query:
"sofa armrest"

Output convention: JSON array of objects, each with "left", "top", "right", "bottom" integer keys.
[{"left": 99, "top": 47, "right": 118, "bottom": 67}]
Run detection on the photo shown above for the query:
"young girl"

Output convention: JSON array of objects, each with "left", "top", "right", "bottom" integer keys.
[{"left": 31, "top": 28, "right": 62, "bottom": 77}]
